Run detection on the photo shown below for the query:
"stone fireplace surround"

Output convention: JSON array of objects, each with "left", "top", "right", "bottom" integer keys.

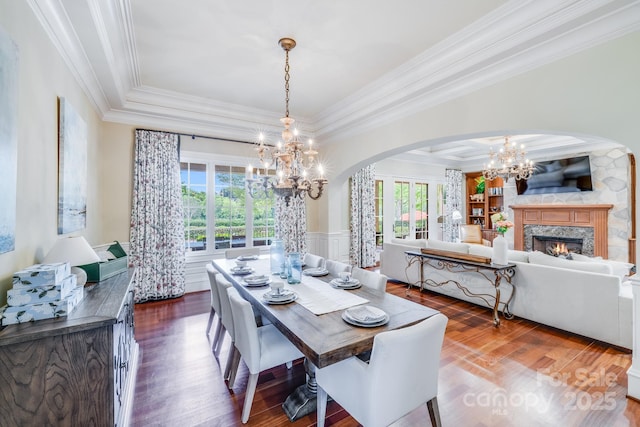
[
  {"left": 511, "top": 204, "right": 612, "bottom": 258},
  {"left": 525, "top": 225, "right": 594, "bottom": 255}
]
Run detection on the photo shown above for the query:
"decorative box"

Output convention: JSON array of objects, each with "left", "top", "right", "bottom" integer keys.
[
  {"left": 6, "top": 274, "right": 77, "bottom": 306},
  {"left": 1, "top": 286, "right": 84, "bottom": 326},
  {"left": 78, "top": 241, "right": 128, "bottom": 282},
  {"left": 12, "top": 262, "right": 71, "bottom": 289}
]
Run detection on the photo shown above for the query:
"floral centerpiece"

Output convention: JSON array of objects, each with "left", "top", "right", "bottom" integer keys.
[{"left": 490, "top": 212, "right": 514, "bottom": 236}]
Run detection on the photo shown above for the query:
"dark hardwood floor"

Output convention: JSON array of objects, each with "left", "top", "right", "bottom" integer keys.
[{"left": 132, "top": 281, "right": 640, "bottom": 426}]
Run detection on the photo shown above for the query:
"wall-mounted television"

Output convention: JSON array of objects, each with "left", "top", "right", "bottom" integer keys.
[{"left": 515, "top": 155, "right": 593, "bottom": 195}]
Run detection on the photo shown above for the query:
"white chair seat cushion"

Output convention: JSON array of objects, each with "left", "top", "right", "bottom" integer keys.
[{"left": 257, "top": 324, "right": 303, "bottom": 373}]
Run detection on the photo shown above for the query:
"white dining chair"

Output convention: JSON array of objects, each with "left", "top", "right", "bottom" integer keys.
[
  {"left": 351, "top": 267, "right": 388, "bottom": 293},
  {"left": 227, "top": 287, "right": 304, "bottom": 424},
  {"left": 224, "top": 247, "right": 261, "bottom": 259},
  {"left": 212, "top": 274, "right": 233, "bottom": 358},
  {"left": 316, "top": 313, "right": 448, "bottom": 427},
  {"left": 206, "top": 264, "right": 225, "bottom": 351},
  {"left": 303, "top": 253, "right": 325, "bottom": 269},
  {"left": 325, "top": 259, "right": 351, "bottom": 277},
  {"left": 215, "top": 277, "right": 244, "bottom": 389}
]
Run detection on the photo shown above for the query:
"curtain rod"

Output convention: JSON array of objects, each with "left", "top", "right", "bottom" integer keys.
[{"left": 135, "top": 128, "right": 256, "bottom": 146}]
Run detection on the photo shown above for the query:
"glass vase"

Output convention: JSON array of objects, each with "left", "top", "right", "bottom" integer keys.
[
  {"left": 270, "top": 239, "right": 285, "bottom": 275},
  {"left": 287, "top": 252, "right": 302, "bottom": 284}
]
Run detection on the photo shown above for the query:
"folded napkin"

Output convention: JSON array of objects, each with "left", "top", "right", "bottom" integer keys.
[{"left": 347, "top": 306, "right": 386, "bottom": 323}]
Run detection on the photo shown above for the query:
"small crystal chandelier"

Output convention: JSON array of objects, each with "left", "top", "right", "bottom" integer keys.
[
  {"left": 246, "top": 37, "right": 327, "bottom": 207},
  {"left": 482, "top": 136, "right": 535, "bottom": 182}
]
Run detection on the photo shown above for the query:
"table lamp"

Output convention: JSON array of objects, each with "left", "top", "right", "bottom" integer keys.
[{"left": 43, "top": 236, "right": 100, "bottom": 286}]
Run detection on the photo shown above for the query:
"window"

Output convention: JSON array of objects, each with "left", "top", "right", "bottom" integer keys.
[
  {"left": 180, "top": 153, "right": 276, "bottom": 254},
  {"left": 251, "top": 170, "right": 276, "bottom": 247},
  {"left": 415, "top": 182, "right": 428, "bottom": 239},
  {"left": 394, "top": 181, "right": 410, "bottom": 238},
  {"left": 181, "top": 162, "right": 207, "bottom": 251},
  {"left": 375, "top": 180, "right": 384, "bottom": 248},
  {"left": 214, "top": 165, "right": 247, "bottom": 249}
]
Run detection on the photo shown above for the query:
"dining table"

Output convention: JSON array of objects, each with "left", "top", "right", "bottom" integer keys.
[{"left": 212, "top": 255, "right": 440, "bottom": 421}]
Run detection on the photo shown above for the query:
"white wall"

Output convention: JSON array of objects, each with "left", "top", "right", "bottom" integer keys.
[{"left": 0, "top": 1, "right": 104, "bottom": 305}]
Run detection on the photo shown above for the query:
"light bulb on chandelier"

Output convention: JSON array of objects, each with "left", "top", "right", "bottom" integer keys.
[
  {"left": 246, "top": 37, "right": 328, "bottom": 206},
  {"left": 482, "top": 136, "right": 535, "bottom": 182}
]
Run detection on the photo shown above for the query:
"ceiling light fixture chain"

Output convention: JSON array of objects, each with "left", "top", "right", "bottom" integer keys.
[
  {"left": 482, "top": 136, "right": 535, "bottom": 182},
  {"left": 246, "top": 37, "right": 327, "bottom": 206}
]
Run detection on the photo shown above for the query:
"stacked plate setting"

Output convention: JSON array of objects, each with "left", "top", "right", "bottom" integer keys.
[
  {"left": 342, "top": 305, "right": 389, "bottom": 327},
  {"left": 243, "top": 274, "right": 271, "bottom": 287},
  {"left": 262, "top": 288, "right": 297, "bottom": 305},
  {"left": 329, "top": 277, "right": 361, "bottom": 290},
  {"left": 303, "top": 267, "right": 329, "bottom": 277},
  {"left": 230, "top": 266, "right": 254, "bottom": 275}
]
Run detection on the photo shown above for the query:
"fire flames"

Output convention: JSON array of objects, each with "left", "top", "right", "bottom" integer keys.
[{"left": 551, "top": 242, "right": 568, "bottom": 256}]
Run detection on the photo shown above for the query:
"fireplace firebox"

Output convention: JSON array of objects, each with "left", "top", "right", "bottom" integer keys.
[{"left": 532, "top": 235, "right": 583, "bottom": 256}]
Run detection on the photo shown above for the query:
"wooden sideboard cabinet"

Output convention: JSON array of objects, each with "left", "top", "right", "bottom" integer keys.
[{"left": 0, "top": 269, "right": 139, "bottom": 426}]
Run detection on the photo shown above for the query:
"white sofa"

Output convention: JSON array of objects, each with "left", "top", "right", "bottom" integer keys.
[{"left": 380, "top": 238, "right": 633, "bottom": 349}]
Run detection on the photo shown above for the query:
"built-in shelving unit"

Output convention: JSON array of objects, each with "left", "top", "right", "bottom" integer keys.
[{"left": 465, "top": 172, "right": 504, "bottom": 241}]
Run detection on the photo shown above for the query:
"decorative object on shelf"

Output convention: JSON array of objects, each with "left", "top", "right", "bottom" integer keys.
[
  {"left": 43, "top": 235, "right": 100, "bottom": 286},
  {"left": 490, "top": 212, "right": 513, "bottom": 265},
  {"left": 482, "top": 136, "right": 535, "bottom": 182},
  {"left": 474, "top": 176, "right": 485, "bottom": 194},
  {"left": 246, "top": 38, "right": 327, "bottom": 207}
]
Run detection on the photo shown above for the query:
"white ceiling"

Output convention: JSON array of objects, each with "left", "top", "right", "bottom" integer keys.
[{"left": 31, "top": 0, "right": 640, "bottom": 168}]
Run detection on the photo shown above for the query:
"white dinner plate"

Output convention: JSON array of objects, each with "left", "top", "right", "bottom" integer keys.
[
  {"left": 303, "top": 268, "right": 329, "bottom": 277},
  {"left": 330, "top": 278, "right": 361, "bottom": 290},
  {"left": 342, "top": 306, "right": 389, "bottom": 327},
  {"left": 262, "top": 291, "right": 298, "bottom": 305},
  {"left": 231, "top": 266, "right": 254, "bottom": 275}
]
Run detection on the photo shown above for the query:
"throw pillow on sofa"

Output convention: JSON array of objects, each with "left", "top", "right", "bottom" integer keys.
[
  {"left": 528, "top": 251, "right": 613, "bottom": 275},
  {"left": 570, "top": 253, "right": 634, "bottom": 281},
  {"left": 468, "top": 245, "right": 530, "bottom": 263}
]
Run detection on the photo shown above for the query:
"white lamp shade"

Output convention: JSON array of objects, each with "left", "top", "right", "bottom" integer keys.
[{"left": 43, "top": 236, "right": 100, "bottom": 266}]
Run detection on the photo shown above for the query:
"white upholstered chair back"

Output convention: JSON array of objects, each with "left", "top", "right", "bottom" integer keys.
[
  {"left": 351, "top": 267, "right": 388, "bottom": 293},
  {"left": 325, "top": 259, "right": 351, "bottom": 277},
  {"left": 316, "top": 313, "right": 448, "bottom": 427},
  {"left": 303, "top": 253, "right": 325, "bottom": 269},
  {"left": 205, "top": 264, "right": 222, "bottom": 335}
]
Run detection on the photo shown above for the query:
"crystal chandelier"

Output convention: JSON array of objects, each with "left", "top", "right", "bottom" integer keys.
[
  {"left": 246, "top": 38, "right": 327, "bottom": 207},
  {"left": 482, "top": 136, "right": 535, "bottom": 182}
]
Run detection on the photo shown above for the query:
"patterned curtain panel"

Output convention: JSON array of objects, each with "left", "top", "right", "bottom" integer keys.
[
  {"left": 130, "top": 130, "right": 186, "bottom": 303},
  {"left": 444, "top": 169, "right": 463, "bottom": 243},
  {"left": 349, "top": 164, "right": 376, "bottom": 268},
  {"left": 275, "top": 195, "right": 307, "bottom": 256}
]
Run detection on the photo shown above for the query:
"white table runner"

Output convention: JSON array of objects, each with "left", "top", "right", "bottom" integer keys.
[
  {"left": 223, "top": 257, "right": 368, "bottom": 315},
  {"left": 287, "top": 276, "right": 369, "bottom": 315}
]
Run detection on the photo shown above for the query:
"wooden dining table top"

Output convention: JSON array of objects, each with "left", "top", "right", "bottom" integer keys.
[{"left": 212, "top": 256, "right": 439, "bottom": 368}]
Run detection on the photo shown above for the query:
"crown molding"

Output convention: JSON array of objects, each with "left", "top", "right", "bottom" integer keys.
[
  {"left": 316, "top": 0, "right": 640, "bottom": 143},
  {"left": 28, "top": 0, "right": 110, "bottom": 114},
  {"left": 30, "top": 0, "right": 640, "bottom": 145}
]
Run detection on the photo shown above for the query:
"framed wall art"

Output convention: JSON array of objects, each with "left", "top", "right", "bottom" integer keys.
[
  {"left": 0, "top": 25, "right": 18, "bottom": 254},
  {"left": 57, "top": 97, "right": 87, "bottom": 234}
]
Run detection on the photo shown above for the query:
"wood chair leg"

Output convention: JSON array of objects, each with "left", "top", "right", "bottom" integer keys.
[
  {"left": 227, "top": 348, "right": 241, "bottom": 389},
  {"left": 427, "top": 397, "right": 442, "bottom": 427},
  {"left": 206, "top": 308, "right": 215, "bottom": 334},
  {"left": 316, "top": 385, "right": 327, "bottom": 427},
  {"left": 241, "top": 373, "right": 259, "bottom": 424}
]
